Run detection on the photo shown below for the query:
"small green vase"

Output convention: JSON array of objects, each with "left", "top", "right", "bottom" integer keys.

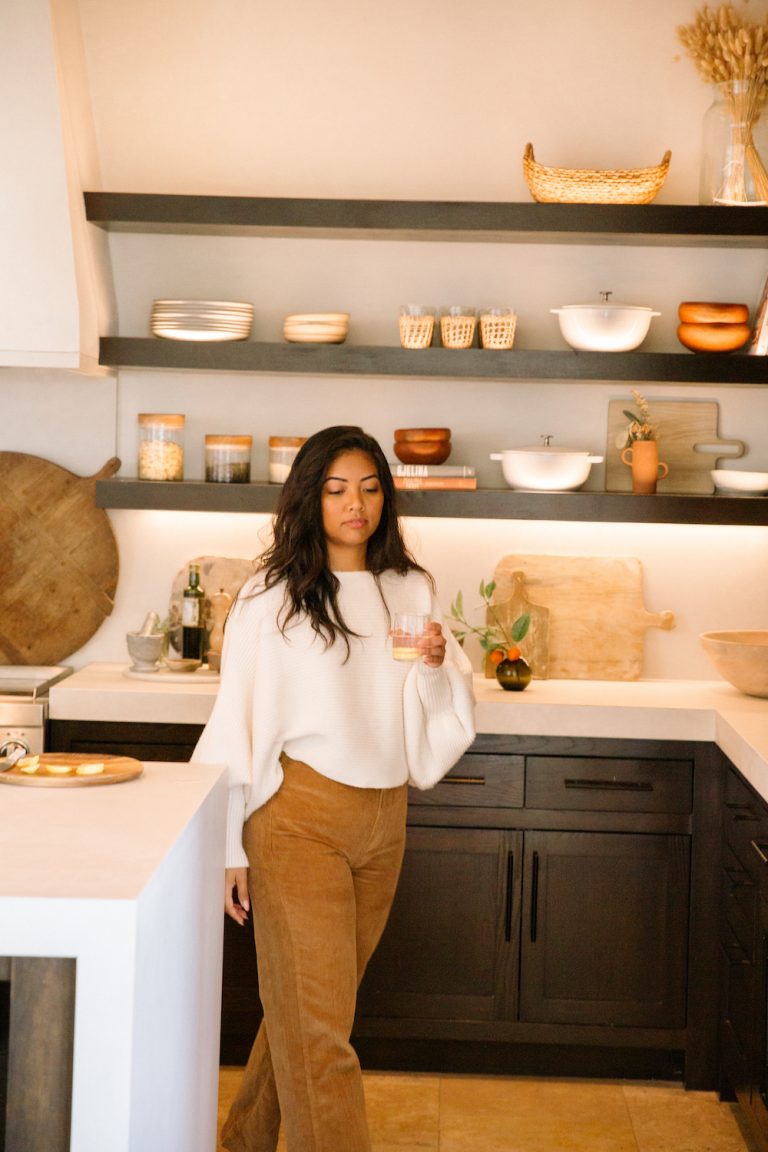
[{"left": 495, "top": 656, "right": 532, "bottom": 692}]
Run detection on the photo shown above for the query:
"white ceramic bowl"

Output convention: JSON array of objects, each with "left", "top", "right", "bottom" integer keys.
[
  {"left": 551, "top": 301, "right": 660, "bottom": 352},
  {"left": 700, "top": 631, "right": 768, "bottom": 698},
  {"left": 491, "top": 447, "right": 603, "bottom": 491},
  {"left": 711, "top": 469, "right": 768, "bottom": 494}
]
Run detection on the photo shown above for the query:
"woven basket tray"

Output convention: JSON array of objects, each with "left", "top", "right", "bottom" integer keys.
[{"left": 523, "top": 143, "right": 671, "bottom": 205}]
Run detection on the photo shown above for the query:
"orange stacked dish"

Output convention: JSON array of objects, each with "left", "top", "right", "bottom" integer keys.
[
  {"left": 393, "top": 428, "right": 451, "bottom": 465},
  {"left": 676, "top": 301, "right": 751, "bottom": 353}
]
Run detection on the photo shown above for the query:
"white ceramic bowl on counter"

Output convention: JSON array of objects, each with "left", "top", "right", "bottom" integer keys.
[
  {"left": 700, "top": 631, "right": 768, "bottom": 698},
  {"left": 711, "top": 469, "right": 768, "bottom": 495},
  {"left": 491, "top": 445, "right": 603, "bottom": 491},
  {"left": 551, "top": 294, "right": 660, "bottom": 352}
]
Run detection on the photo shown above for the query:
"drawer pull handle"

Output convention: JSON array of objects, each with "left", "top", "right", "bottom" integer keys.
[
  {"left": 564, "top": 778, "right": 653, "bottom": 793},
  {"left": 504, "top": 852, "right": 514, "bottom": 942},
  {"left": 530, "top": 851, "right": 539, "bottom": 944},
  {"left": 442, "top": 775, "right": 485, "bottom": 786},
  {"left": 751, "top": 840, "right": 768, "bottom": 866},
  {"left": 727, "top": 802, "right": 760, "bottom": 822}
]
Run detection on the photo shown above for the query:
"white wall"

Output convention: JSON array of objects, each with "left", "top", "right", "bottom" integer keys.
[{"left": 2, "top": 0, "right": 767, "bottom": 679}]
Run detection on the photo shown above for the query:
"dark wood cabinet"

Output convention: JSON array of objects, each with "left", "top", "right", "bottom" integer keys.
[
  {"left": 355, "top": 735, "right": 718, "bottom": 1085},
  {"left": 48, "top": 718, "right": 204, "bottom": 761},
  {"left": 719, "top": 761, "right": 768, "bottom": 1151},
  {"left": 357, "top": 827, "right": 521, "bottom": 1024},
  {"left": 49, "top": 720, "right": 721, "bottom": 1084},
  {"left": 519, "top": 830, "right": 689, "bottom": 1029}
]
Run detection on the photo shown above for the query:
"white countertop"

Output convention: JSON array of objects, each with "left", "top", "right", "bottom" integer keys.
[
  {"left": 51, "top": 662, "right": 768, "bottom": 804},
  {"left": 50, "top": 662, "right": 220, "bottom": 725},
  {"left": 0, "top": 759, "right": 225, "bottom": 899}
]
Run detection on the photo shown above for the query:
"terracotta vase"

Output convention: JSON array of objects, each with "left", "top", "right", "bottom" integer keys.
[{"left": 621, "top": 440, "right": 669, "bottom": 495}]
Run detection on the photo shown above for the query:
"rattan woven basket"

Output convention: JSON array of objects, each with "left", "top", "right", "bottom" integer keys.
[{"left": 523, "top": 143, "right": 671, "bottom": 205}]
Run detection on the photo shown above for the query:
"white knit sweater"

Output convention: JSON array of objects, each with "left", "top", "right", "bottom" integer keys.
[{"left": 192, "top": 568, "right": 476, "bottom": 867}]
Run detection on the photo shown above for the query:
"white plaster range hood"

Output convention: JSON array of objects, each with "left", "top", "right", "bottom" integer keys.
[{"left": 0, "top": 0, "right": 114, "bottom": 375}]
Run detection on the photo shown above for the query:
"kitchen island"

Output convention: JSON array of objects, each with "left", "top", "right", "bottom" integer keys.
[{"left": 0, "top": 756, "right": 227, "bottom": 1152}]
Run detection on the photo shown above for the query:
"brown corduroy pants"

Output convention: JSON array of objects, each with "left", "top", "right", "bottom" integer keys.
[{"left": 221, "top": 754, "right": 408, "bottom": 1152}]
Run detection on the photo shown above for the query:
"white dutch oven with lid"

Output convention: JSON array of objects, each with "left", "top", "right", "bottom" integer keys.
[
  {"left": 551, "top": 291, "right": 660, "bottom": 352},
  {"left": 491, "top": 438, "right": 603, "bottom": 491}
]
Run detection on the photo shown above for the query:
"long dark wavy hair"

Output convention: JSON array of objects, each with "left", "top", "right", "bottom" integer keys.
[{"left": 257, "top": 425, "right": 432, "bottom": 652}]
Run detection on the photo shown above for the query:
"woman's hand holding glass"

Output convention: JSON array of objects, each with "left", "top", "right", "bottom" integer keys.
[{"left": 391, "top": 614, "right": 445, "bottom": 668}]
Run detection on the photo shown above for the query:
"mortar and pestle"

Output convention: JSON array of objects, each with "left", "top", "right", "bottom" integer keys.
[{"left": 126, "top": 611, "right": 166, "bottom": 671}]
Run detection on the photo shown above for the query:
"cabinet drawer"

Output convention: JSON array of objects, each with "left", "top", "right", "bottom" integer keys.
[
  {"left": 724, "top": 769, "right": 768, "bottom": 875},
  {"left": 722, "top": 868, "right": 756, "bottom": 957},
  {"left": 525, "top": 756, "right": 693, "bottom": 813},
  {"left": 408, "top": 754, "right": 524, "bottom": 808}
]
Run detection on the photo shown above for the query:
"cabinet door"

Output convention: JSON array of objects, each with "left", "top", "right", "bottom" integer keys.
[
  {"left": 747, "top": 847, "right": 768, "bottom": 1144},
  {"left": 356, "top": 826, "right": 521, "bottom": 1023},
  {"left": 520, "top": 830, "right": 690, "bottom": 1029}
]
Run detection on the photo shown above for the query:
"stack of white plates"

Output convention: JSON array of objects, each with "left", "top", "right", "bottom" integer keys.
[
  {"left": 283, "top": 313, "right": 349, "bottom": 344},
  {"left": 150, "top": 299, "right": 253, "bottom": 342}
]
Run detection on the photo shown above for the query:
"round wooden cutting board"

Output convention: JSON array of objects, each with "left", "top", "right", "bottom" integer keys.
[
  {"left": 0, "top": 453, "right": 120, "bottom": 665},
  {"left": 0, "top": 753, "right": 143, "bottom": 787}
]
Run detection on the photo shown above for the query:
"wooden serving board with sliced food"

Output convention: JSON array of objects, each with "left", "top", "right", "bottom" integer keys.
[{"left": 0, "top": 753, "right": 144, "bottom": 787}]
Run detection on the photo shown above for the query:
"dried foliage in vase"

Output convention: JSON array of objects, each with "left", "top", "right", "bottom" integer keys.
[
  {"left": 677, "top": 2, "right": 768, "bottom": 202},
  {"left": 621, "top": 389, "right": 657, "bottom": 445}
]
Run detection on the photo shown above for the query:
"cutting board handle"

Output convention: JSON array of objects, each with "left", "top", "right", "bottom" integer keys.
[
  {"left": 91, "top": 457, "right": 121, "bottom": 482},
  {"left": 645, "top": 609, "right": 675, "bottom": 631},
  {"left": 693, "top": 440, "right": 744, "bottom": 458}
]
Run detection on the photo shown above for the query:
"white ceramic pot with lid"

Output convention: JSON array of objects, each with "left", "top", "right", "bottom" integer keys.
[
  {"left": 491, "top": 437, "right": 603, "bottom": 491},
  {"left": 551, "top": 291, "right": 660, "bottom": 352}
]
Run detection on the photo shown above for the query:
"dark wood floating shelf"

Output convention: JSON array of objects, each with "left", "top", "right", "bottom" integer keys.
[
  {"left": 95, "top": 479, "right": 768, "bottom": 526},
  {"left": 84, "top": 192, "right": 768, "bottom": 246},
  {"left": 99, "top": 337, "right": 768, "bottom": 385}
]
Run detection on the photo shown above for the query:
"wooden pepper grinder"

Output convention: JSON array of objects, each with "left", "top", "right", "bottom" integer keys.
[{"left": 206, "top": 588, "right": 232, "bottom": 672}]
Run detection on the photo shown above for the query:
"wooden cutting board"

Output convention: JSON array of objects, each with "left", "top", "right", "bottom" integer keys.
[
  {"left": 0, "top": 453, "right": 120, "bottom": 665},
  {"left": 0, "top": 754, "right": 143, "bottom": 787},
  {"left": 605, "top": 400, "right": 744, "bottom": 494},
  {"left": 491, "top": 555, "right": 675, "bottom": 680},
  {"left": 484, "top": 570, "right": 550, "bottom": 679}
]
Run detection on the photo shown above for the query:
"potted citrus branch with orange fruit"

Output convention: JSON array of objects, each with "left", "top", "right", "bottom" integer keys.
[{"left": 450, "top": 579, "right": 532, "bottom": 691}]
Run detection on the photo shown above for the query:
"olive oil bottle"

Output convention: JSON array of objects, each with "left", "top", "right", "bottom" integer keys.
[{"left": 181, "top": 563, "right": 205, "bottom": 660}]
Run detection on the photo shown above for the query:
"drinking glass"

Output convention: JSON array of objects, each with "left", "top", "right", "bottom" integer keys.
[{"left": 391, "top": 613, "right": 429, "bottom": 661}]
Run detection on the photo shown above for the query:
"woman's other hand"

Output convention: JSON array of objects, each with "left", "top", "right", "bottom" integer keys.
[
  {"left": 225, "top": 866, "right": 250, "bottom": 925},
  {"left": 419, "top": 621, "right": 446, "bottom": 668}
]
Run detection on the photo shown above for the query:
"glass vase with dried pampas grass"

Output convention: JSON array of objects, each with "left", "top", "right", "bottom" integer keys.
[{"left": 678, "top": 2, "right": 768, "bottom": 204}]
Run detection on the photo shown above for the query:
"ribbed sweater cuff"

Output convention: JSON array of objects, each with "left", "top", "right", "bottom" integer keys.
[
  {"left": 415, "top": 664, "right": 453, "bottom": 712},
  {"left": 225, "top": 786, "right": 249, "bottom": 869}
]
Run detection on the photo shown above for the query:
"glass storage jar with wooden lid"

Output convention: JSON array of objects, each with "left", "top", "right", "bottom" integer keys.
[
  {"left": 204, "top": 434, "right": 252, "bottom": 483},
  {"left": 268, "top": 435, "right": 306, "bottom": 483},
  {"left": 138, "top": 413, "right": 185, "bottom": 480}
]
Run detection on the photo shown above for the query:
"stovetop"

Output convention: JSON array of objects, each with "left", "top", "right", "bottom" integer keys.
[{"left": 0, "top": 666, "right": 73, "bottom": 702}]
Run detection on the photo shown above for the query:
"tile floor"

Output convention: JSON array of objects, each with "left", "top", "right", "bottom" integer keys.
[{"left": 217, "top": 1066, "right": 762, "bottom": 1152}]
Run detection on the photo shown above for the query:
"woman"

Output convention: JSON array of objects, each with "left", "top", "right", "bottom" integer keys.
[{"left": 194, "top": 425, "right": 475, "bottom": 1152}]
